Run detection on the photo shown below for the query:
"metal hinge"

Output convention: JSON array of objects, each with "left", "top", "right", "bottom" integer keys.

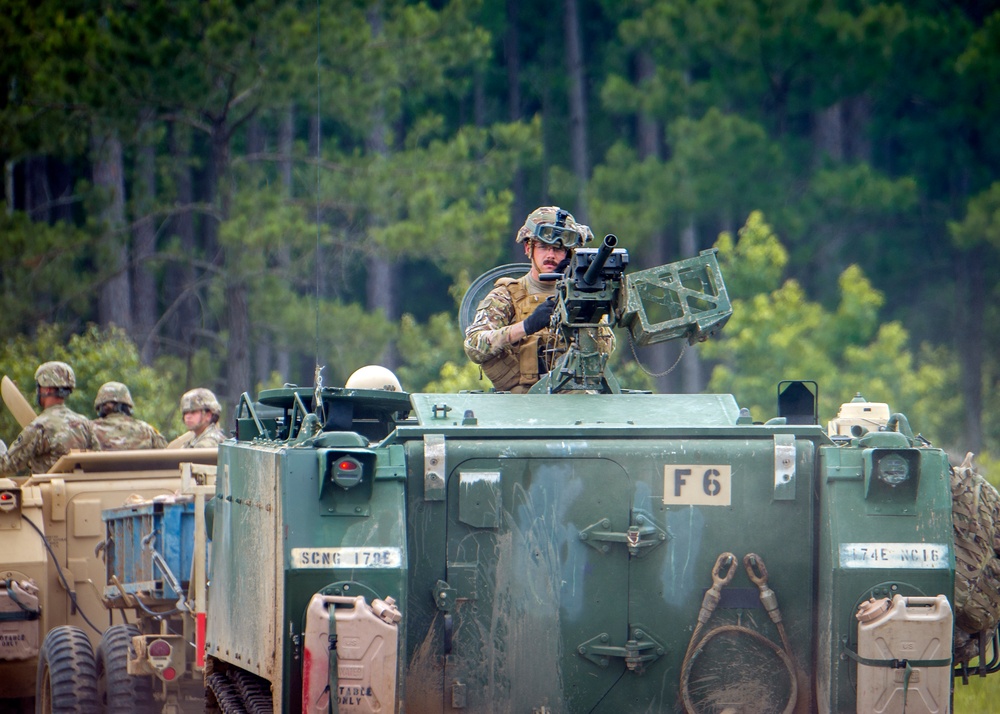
[
  {"left": 576, "top": 627, "right": 666, "bottom": 673},
  {"left": 578, "top": 509, "right": 666, "bottom": 556},
  {"left": 424, "top": 434, "right": 445, "bottom": 501},
  {"left": 774, "top": 434, "right": 796, "bottom": 500}
]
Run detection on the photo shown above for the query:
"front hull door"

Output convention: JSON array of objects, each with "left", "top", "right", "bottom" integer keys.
[{"left": 443, "top": 453, "right": 633, "bottom": 714}]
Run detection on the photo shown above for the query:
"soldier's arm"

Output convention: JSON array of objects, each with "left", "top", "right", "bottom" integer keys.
[
  {"left": 463, "top": 288, "right": 523, "bottom": 364},
  {"left": 0, "top": 425, "right": 41, "bottom": 477}
]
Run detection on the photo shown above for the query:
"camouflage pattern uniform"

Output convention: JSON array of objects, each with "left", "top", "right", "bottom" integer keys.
[
  {"left": 464, "top": 273, "right": 563, "bottom": 393},
  {"left": 464, "top": 206, "right": 614, "bottom": 392},
  {"left": 0, "top": 362, "right": 100, "bottom": 476},
  {"left": 90, "top": 382, "right": 167, "bottom": 450},
  {"left": 186, "top": 424, "right": 227, "bottom": 448}
]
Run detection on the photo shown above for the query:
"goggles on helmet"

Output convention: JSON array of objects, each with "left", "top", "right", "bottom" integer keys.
[{"left": 526, "top": 220, "right": 583, "bottom": 249}]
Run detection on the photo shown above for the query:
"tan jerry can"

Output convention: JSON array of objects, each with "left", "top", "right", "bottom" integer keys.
[
  {"left": 856, "top": 594, "right": 952, "bottom": 714},
  {"left": 0, "top": 579, "right": 40, "bottom": 661},
  {"left": 302, "top": 594, "right": 402, "bottom": 714}
]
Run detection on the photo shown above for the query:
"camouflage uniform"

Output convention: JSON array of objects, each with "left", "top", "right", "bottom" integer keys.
[
  {"left": 90, "top": 381, "right": 168, "bottom": 451},
  {"left": 92, "top": 412, "right": 168, "bottom": 450},
  {"left": 0, "top": 361, "right": 100, "bottom": 476},
  {"left": 186, "top": 424, "right": 227, "bottom": 448},
  {"left": 464, "top": 273, "right": 564, "bottom": 393}
]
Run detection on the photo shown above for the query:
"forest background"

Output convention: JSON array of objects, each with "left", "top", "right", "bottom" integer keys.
[{"left": 0, "top": 0, "right": 998, "bottom": 467}]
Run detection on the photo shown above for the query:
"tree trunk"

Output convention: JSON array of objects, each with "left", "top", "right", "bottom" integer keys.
[
  {"left": 506, "top": 0, "right": 527, "bottom": 263},
  {"left": 365, "top": 4, "right": 399, "bottom": 370},
  {"left": 275, "top": 105, "right": 294, "bottom": 378},
  {"left": 564, "top": 0, "right": 589, "bottom": 222},
  {"left": 814, "top": 103, "right": 844, "bottom": 164},
  {"left": 91, "top": 129, "right": 132, "bottom": 332},
  {"left": 4, "top": 159, "right": 13, "bottom": 216},
  {"left": 844, "top": 94, "right": 872, "bottom": 163},
  {"left": 167, "top": 124, "right": 198, "bottom": 345},
  {"left": 133, "top": 117, "right": 159, "bottom": 363},
  {"left": 634, "top": 51, "right": 678, "bottom": 393},
  {"left": 213, "top": 122, "right": 252, "bottom": 409},
  {"left": 957, "top": 247, "right": 984, "bottom": 452}
]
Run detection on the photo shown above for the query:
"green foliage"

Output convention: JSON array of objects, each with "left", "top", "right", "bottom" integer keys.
[
  {"left": 703, "top": 213, "right": 963, "bottom": 448},
  {"left": 396, "top": 313, "right": 483, "bottom": 394},
  {"left": 0, "top": 324, "right": 180, "bottom": 443},
  {"left": 950, "top": 182, "right": 1000, "bottom": 250},
  {"left": 0, "top": 213, "right": 94, "bottom": 337}
]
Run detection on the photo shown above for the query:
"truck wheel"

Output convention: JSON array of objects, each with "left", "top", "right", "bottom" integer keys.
[
  {"left": 35, "top": 626, "right": 100, "bottom": 714},
  {"left": 96, "top": 624, "right": 156, "bottom": 713}
]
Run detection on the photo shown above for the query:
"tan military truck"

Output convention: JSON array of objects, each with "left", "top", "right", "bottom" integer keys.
[{"left": 0, "top": 380, "right": 216, "bottom": 708}]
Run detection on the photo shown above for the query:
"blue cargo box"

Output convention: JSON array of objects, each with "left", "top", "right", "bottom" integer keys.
[{"left": 103, "top": 499, "right": 198, "bottom": 603}]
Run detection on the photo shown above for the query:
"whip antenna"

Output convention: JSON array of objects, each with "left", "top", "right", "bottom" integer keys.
[{"left": 313, "top": 0, "right": 324, "bottom": 405}]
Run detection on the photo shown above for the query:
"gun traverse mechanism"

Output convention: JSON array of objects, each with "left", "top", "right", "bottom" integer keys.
[{"left": 530, "top": 236, "right": 732, "bottom": 394}]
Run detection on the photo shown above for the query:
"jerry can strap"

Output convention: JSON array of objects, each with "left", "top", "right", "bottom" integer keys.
[
  {"left": 841, "top": 644, "right": 952, "bottom": 669},
  {"left": 841, "top": 639, "right": 951, "bottom": 711}
]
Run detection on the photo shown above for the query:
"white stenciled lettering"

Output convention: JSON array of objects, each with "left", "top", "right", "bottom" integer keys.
[
  {"left": 840, "top": 543, "right": 949, "bottom": 570},
  {"left": 291, "top": 547, "right": 402, "bottom": 569}
]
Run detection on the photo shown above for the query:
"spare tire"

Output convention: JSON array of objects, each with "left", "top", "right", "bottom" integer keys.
[
  {"left": 96, "top": 624, "right": 156, "bottom": 713},
  {"left": 35, "top": 626, "right": 100, "bottom": 714}
]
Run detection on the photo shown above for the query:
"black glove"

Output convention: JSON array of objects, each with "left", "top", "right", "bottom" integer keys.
[
  {"left": 523, "top": 298, "right": 555, "bottom": 335},
  {"left": 554, "top": 255, "right": 571, "bottom": 274}
]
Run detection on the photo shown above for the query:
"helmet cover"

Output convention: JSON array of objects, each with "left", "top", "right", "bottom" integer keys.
[
  {"left": 94, "top": 381, "right": 134, "bottom": 409},
  {"left": 34, "top": 361, "right": 76, "bottom": 389},
  {"left": 181, "top": 388, "right": 221, "bottom": 415}
]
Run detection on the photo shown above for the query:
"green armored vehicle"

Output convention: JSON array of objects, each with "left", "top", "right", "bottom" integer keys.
[{"left": 191, "top": 245, "right": 994, "bottom": 712}]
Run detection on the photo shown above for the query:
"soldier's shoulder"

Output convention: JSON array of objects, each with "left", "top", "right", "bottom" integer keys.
[{"left": 476, "top": 284, "right": 516, "bottom": 311}]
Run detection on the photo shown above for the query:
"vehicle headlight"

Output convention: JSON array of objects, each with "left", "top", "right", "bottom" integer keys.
[{"left": 876, "top": 453, "right": 909, "bottom": 486}]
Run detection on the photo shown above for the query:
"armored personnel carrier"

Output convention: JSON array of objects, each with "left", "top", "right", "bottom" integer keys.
[
  {"left": 195, "top": 244, "right": 997, "bottom": 713},
  {"left": 25, "top": 242, "right": 998, "bottom": 714}
]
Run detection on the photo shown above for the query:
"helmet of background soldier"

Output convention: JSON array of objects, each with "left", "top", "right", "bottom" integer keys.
[
  {"left": 94, "top": 381, "right": 134, "bottom": 410},
  {"left": 34, "top": 361, "right": 76, "bottom": 389},
  {"left": 515, "top": 206, "right": 594, "bottom": 249},
  {"left": 345, "top": 365, "right": 403, "bottom": 392},
  {"left": 181, "top": 388, "right": 221, "bottom": 415}
]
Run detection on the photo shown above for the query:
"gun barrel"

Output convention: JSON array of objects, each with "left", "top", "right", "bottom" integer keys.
[{"left": 583, "top": 234, "right": 618, "bottom": 286}]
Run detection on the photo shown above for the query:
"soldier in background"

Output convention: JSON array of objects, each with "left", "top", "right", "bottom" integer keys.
[
  {"left": 90, "top": 381, "right": 168, "bottom": 450},
  {"left": 0, "top": 361, "right": 100, "bottom": 475},
  {"left": 170, "top": 388, "right": 226, "bottom": 448}
]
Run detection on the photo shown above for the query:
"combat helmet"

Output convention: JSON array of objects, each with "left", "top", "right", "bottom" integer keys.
[
  {"left": 181, "top": 388, "right": 221, "bottom": 415},
  {"left": 515, "top": 206, "right": 593, "bottom": 249},
  {"left": 34, "top": 361, "right": 76, "bottom": 389},
  {"left": 94, "top": 381, "right": 134, "bottom": 410}
]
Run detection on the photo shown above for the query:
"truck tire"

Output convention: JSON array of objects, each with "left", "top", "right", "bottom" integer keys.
[
  {"left": 96, "top": 624, "right": 156, "bottom": 714},
  {"left": 35, "top": 626, "right": 100, "bottom": 714}
]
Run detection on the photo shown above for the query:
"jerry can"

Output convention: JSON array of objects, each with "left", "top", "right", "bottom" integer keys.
[
  {"left": 856, "top": 594, "right": 952, "bottom": 714},
  {"left": 0, "top": 579, "right": 40, "bottom": 661},
  {"left": 302, "top": 594, "right": 402, "bottom": 714}
]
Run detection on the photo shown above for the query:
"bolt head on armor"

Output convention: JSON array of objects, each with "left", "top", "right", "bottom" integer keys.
[
  {"left": 34, "top": 361, "right": 76, "bottom": 389},
  {"left": 515, "top": 206, "right": 593, "bottom": 249},
  {"left": 181, "top": 387, "right": 221, "bottom": 415},
  {"left": 94, "top": 381, "right": 134, "bottom": 409}
]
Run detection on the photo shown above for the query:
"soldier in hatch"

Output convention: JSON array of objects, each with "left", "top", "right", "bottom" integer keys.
[
  {"left": 175, "top": 388, "right": 227, "bottom": 448},
  {"left": 90, "top": 381, "right": 167, "bottom": 450},
  {"left": 0, "top": 361, "right": 100, "bottom": 475},
  {"left": 464, "top": 206, "right": 612, "bottom": 392}
]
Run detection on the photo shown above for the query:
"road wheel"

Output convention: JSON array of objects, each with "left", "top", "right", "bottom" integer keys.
[
  {"left": 35, "top": 626, "right": 99, "bottom": 714},
  {"left": 96, "top": 624, "right": 156, "bottom": 714}
]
